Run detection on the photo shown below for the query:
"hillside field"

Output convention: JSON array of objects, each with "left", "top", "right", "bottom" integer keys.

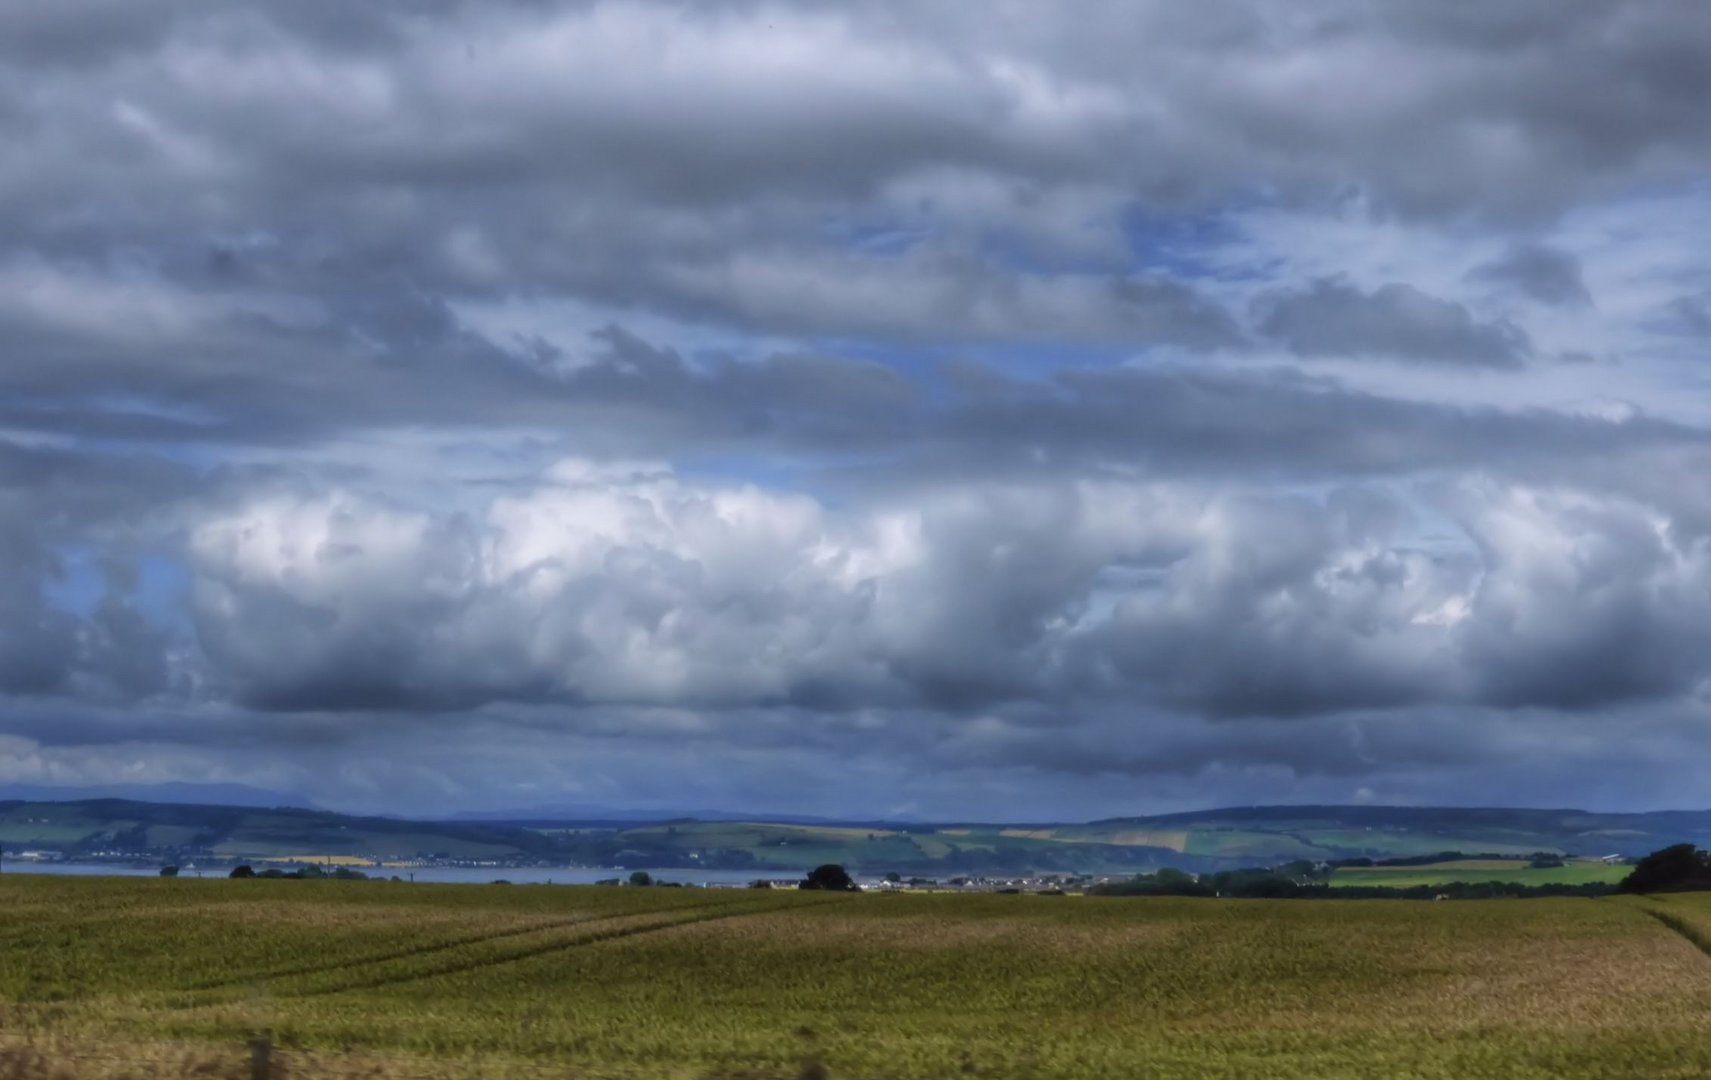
[
  {"left": 0, "top": 800, "right": 539, "bottom": 861},
  {"left": 1329, "top": 858, "right": 1630, "bottom": 890},
  {"left": 10, "top": 799, "right": 1711, "bottom": 875},
  {"left": 4, "top": 878, "right": 1711, "bottom": 1078}
]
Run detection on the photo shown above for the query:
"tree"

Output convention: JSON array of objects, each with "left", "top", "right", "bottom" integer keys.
[
  {"left": 1620, "top": 844, "right": 1711, "bottom": 893},
  {"left": 229, "top": 864, "right": 255, "bottom": 879},
  {"left": 159, "top": 865, "right": 180, "bottom": 878},
  {"left": 799, "top": 864, "right": 857, "bottom": 891},
  {"left": 629, "top": 870, "right": 653, "bottom": 887}
]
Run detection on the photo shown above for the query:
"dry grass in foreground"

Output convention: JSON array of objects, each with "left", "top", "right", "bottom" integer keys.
[{"left": 5, "top": 877, "right": 1711, "bottom": 1078}]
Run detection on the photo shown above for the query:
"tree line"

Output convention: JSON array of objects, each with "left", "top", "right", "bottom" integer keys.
[{"left": 1089, "top": 845, "right": 1711, "bottom": 899}]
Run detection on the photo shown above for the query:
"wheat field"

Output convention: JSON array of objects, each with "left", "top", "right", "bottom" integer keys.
[{"left": 3, "top": 877, "right": 1711, "bottom": 1078}]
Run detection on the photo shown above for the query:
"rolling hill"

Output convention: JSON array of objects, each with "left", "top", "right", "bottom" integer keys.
[
  {"left": 3, "top": 799, "right": 1708, "bottom": 873},
  {"left": 0, "top": 800, "right": 554, "bottom": 863}
]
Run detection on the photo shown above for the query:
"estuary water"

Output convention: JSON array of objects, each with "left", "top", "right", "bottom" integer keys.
[{"left": 0, "top": 862, "right": 808, "bottom": 886}]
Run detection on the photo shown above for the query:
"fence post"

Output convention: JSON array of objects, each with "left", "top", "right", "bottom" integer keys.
[{"left": 249, "top": 1030, "right": 272, "bottom": 1080}]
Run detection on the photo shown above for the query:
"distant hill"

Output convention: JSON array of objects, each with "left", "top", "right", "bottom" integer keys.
[
  {"left": 1074, "top": 805, "right": 1711, "bottom": 864},
  {"left": 0, "top": 782, "right": 315, "bottom": 809},
  {"left": 448, "top": 805, "right": 888, "bottom": 825},
  {"left": 3, "top": 799, "right": 1708, "bottom": 873},
  {"left": 0, "top": 799, "right": 554, "bottom": 863}
]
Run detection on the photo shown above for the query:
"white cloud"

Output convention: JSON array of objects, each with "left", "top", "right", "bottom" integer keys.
[{"left": 175, "top": 463, "right": 1711, "bottom": 723}]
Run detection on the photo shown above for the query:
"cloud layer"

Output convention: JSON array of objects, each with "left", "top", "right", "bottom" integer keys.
[{"left": 3, "top": 1, "right": 1711, "bottom": 817}]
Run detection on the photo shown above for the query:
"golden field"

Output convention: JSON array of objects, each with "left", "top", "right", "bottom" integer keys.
[{"left": 3, "top": 876, "right": 1711, "bottom": 1078}]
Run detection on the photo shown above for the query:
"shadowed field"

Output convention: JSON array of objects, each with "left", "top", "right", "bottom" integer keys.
[{"left": 4, "top": 877, "right": 1711, "bottom": 1078}]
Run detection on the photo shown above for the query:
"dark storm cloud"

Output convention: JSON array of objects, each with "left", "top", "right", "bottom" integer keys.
[
  {"left": 0, "top": 441, "right": 190, "bottom": 701},
  {"left": 0, "top": 523, "right": 78, "bottom": 696},
  {"left": 1254, "top": 280, "right": 1531, "bottom": 368},
  {"left": 1108, "top": 278, "right": 1244, "bottom": 349},
  {"left": 3, "top": 1, "right": 1711, "bottom": 351},
  {"left": 535, "top": 332, "right": 1705, "bottom": 484},
  {"left": 3, "top": 276, "right": 1695, "bottom": 480},
  {"left": 0, "top": 0, "right": 1692, "bottom": 450},
  {"left": 0, "top": 252, "right": 1248, "bottom": 451},
  {"left": 1665, "top": 296, "right": 1711, "bottom": 337},
  {"left": 8, "top": 1, "right": 1711, "bottom": 232},
  {"left": 925, "top": 364, "right": 1695, "bottom": 480},
  {"left": 6, "top": 266, "right": 1691, "bottom": 484},
  {"left": 0, "top": 278, "right": 914, "bottom": 452},
  {"left": 1470, "top": 243, "right": 1593, "bottom": 307}
]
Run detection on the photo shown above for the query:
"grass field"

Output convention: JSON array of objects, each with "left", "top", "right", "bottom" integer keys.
[
  {"left": 3, "top": 878, "right": 1711, "bottom": 1079},
  {"left": 1329, "top": 858, "right": 1629, "bottom": 889}
]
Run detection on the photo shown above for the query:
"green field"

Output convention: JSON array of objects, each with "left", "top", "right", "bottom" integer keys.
[
  {"left": 4, "top": 878, "right": 1711, "bottom": 1078},
  {"left": 1330, "top": 858, "right": 1629, "bottom": 889}
]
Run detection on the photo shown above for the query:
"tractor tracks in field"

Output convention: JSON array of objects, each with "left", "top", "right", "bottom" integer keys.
[
  {"left": 181, "top": 907, "right": 659, "bottom": 993},
  {"left": 284, "top": 895, "right": 853, "bottom": 999},
  {"left": 164, "top": 897, "right": 767, "bottom": 1006},
  {"left": 1638, "top": 902, "right": 1711, "bottom": 965}
]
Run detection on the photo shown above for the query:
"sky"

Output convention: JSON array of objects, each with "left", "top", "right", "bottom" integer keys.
[{"left": 5, "top": 1, "right": 1711, "bottom": 820}]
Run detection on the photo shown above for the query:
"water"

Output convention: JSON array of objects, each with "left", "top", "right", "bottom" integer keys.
[
  {"left": 3, "top": 862, "right": 165, "bottom": 879},
  {"left": 0, "top": 861, "right": 810, "bottom": 886},
  {"left": 348, "top": 866, "right": 809, "bottom": 886}
]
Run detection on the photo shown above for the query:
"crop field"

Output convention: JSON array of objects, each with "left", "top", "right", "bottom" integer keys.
[
  {"left": 1330, "top": 858, "right": 1630, "bottom": 889},
  {"left": 3, "top": 878, "right": 1711, "bottom": 1079}
]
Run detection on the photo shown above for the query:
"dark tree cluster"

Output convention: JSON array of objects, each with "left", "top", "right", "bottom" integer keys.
[
  {"left": 799, "top": 864, "right": 859, "bottom": 891},
  {"left": 1619, "top": 844, "right": 1711, "bottom": 893},
  {"left": 1089, "top": 861, "right": 1618, "bottom": 900},
  {"left": 227, "top": 863, "right": 369, "bottom": 880}
]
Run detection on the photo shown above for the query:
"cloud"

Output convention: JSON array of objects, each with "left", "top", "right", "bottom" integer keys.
[
  {"left": 1452, "top": 485, "right": 1711, "bottom": 708},
  {"left": 0, "top": 442, "right": 187, "bottom": 702},
  {"left": 1665, "top": 296, "right": 1711, "bottom": 336},
  {"left": 1470, "top": 242, "right": 1593, "bottom": 307},
  {"left": 175, "top": 463, "right": 1711, "bottom": 724},
  {"left": 186, "top": 468, "right": 901, "bottom": 712},
  {"left": 1254, "top": 279, "right": 1532, "bottom": 367},
  {"left": 5, "top": 2, "right": 1711, "bottom": 816},
  {"left": 11, "top": 3, "right": 1711, "bottom": 234},
  {"left": 4, "top": 2, "right": 1710, "bottom": 358},
  {"left": 641, "top": 250, "right": 1246, "bottom": 347}
]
